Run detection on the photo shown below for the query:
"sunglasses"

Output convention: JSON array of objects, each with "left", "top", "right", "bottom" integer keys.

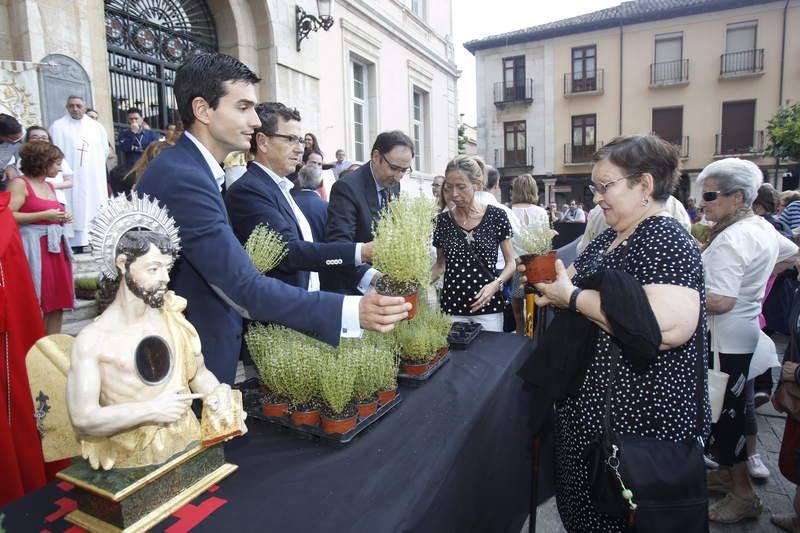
[{"left": 702, "top": 191, "right": 726, "bottom": 202}]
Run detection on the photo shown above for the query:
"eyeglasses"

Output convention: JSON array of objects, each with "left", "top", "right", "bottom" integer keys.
[
  {"left": 702, "top": 191, "right": 727, "bottom": 202},
  {"left": 265, "top": 133, "right": 304, "bottom": 145},
  {"left": 380, "top": 153, "right": 412, "bottom": 175},
  {"left": 587, "top": 172, "right": 640, "bottom": 196}
]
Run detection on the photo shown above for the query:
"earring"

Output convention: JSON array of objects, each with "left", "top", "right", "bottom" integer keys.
[{"left": 641, "top": 198, "right": 649, "bottom": 207}]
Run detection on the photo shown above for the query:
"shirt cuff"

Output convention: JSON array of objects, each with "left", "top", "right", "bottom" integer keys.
[
  {"left": 356, "top": 268, "right": 379, "bottom": 295},
  {"left": 354, "top": 243, "right": 364, "bottom": 266},
  {"left": 340, "top": 296, "right": 363, "bottom": 338}
]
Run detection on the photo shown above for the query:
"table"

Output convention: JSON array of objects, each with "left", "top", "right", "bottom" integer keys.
[{"left": 2, "top": 332, "right": 550, "bottom": 533}]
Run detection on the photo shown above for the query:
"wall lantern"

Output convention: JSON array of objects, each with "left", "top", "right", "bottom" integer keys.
[{"left": 296, "top": 1, "right": 335, "bottom": 52}]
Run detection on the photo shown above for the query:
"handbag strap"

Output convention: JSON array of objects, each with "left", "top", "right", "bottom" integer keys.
[{"left": 452, "top": 212, "right": 498, "bottom": 280}]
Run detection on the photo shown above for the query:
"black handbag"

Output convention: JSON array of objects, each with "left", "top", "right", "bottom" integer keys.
[{"left": 583, "top": 329, "right": 709, "bottom": 532}]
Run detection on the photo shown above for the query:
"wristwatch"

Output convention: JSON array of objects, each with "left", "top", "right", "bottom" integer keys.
[{"left": 568, "top": 287, "right": 583, "bottom": 313}]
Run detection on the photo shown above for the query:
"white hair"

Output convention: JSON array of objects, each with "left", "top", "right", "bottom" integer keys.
[
  {"left": 696, "top": 157, "right": 763, "bottom": 207},
  {"left": 297, "top": 164, "right": 322, "bottom": 190}
]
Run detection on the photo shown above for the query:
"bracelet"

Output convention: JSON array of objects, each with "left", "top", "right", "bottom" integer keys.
[
  {"left": 568, "top": 287, "right": 583, "bottom": 313},
  {"left": 494, "top": 278, "right": 503, "bottom": 291}
]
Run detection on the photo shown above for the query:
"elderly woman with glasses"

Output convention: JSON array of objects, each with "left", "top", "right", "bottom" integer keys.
[
  {"left": 520, "top": 135, "right": 710, "bottom": 531},
  {"left": 699, "top": 158, "right": 798, "bottom": 523}
]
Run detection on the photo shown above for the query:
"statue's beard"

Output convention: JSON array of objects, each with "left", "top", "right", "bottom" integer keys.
[{"left": 124, "top": 271, "right": 167, "bottom": 309}]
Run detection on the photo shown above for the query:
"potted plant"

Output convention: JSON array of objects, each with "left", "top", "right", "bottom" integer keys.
[
  {"left": 282, "top": 333, "right": 324, "bottom": 427},
  {"left": 74, "top": 276, "right": 99, "bottom": 300},
  {"left": 371, "top": 334, "right": 400, "bottom": 405},
  {"left": 392, "top": 302, "right": 450, "bottom": 376},
  {"left": 245, "top": 323, "right": 292, "bottom": 418},
  {"left": 245, "top": 223, "right": 288, "bottom": 273},
  {"left": 347, "top": 339, "right": 380, "bottom": 419},
  {"left": 319, "top": 352, "right": 358, "bottom": 434},
  {"left": 372, "top": 195, "right": 436, "bottom": 319},
  {"left": 516, "top": 220, "right": 557, "bottom": 284}
]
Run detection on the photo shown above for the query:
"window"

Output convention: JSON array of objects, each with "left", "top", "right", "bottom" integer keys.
[
  {"left": 413, "top": 89, "right": 426, "bottom": 172},
  {"left": 503, "top": 56, "right": 526, "bottom": 100},
  {"left": 571, "top": 114, "right": 596, "bottom": 163},
  {"left": 571, "top": 46, "right": 596, "bottom": 92},
  {"left": 504, "top": 121, "right": 526, "bottom": 167},
  {"left": 351, "top": 60, "right": 368, "bottom": 162},
  {"left": 652, "top": 107, "right": 683, "bottom": 146},
  {"left": 720, "top": 100, "right": 756, "bottom": 154},
  {"left": 653, "top": 33, "right": 684, "bottom": 84},
  {"left": 723, "top": 21, "right": 758, "bottom": 74}
]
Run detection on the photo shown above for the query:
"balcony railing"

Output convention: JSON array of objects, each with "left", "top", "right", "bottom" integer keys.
[
  {"left": 493, "top": 146, "right": 534, "bottom": 169},
  {"left": 714, "top": 130, "right": 764, "bottom": 156},
  {"left": 564, "top": 143, "right": 599, "bottom": 165},
  {"left": 493, "top": 79, "right": 533, "bottom": 105},
  {"left": 652, "top": 135, "right": 690, "bottom": 158},
  {"left": 720, "top": 49, "right": 764, "bottom": 77},
  {"left": 650, "top": 59, "right": 689, "bottom": 86},
  {"left": 564, "top": 69, "right": 604, "bottom": 96}
]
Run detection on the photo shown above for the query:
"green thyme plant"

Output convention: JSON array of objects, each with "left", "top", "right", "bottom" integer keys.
[
  {"left": 319, "top": 352, "right": 356, "bottom": 416},
  {"left": 245, "top": 323, "right": 292, "bottom": 400},
  {"left": 515, "top": 220, "right": 556, "bottom": 256},
  {"left": 74, "top": 276, "right": 99, "bottom": 290},
  {"left": 245, "top": 224, "right": 288, "bottom": 273},
  {"left": 391, "top": 300, "right": 451, "bottom": 363},
  {"left": 372, "top": 195, "right": 437, "bottom": 295}
]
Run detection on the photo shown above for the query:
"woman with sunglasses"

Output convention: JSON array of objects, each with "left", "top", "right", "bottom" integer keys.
[
  {"left": 699, "top": 158, "right": 798, "bottom": 523},
  {"left": 520, "top": 135, "right": 709, "bottom": 531}
]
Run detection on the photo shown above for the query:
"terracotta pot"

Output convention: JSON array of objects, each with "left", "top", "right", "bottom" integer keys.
[
  {"left": 321, "top": 414, "right": 358, "bottom": 435},
  {"left": 357, "top": 400, "right": 379, "bottom": 419},
  {"left": 290, "top": 409, "right": 320, "bottom": 427},
  {"left": 377, "top": 388, "right": 398, "bottom": 405},
  {"left": 401, "top": 360, "right": 430, "bottom": 376},
  {"left": 521, "top": 251, "right": 557, "bottom": 284},
  {"left": 262, "top": 402, "right": 288, "bottom": 418},
  {"left": 403, "top": 291, "right": 419, "bottom": 320},
  {"left": 432, "top": 346, "right": 449, "bottom": 364}
]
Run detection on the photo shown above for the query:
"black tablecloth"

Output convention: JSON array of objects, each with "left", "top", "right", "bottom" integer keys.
[{"left": 2, "top": 332, "right": 549, "bottom": 533}]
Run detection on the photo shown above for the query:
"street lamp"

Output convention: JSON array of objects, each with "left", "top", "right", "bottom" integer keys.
[{"left": 296, "top": 1, "right": 335, "bottom": 52}]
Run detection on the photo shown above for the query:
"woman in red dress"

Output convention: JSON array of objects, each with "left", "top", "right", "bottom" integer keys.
[{"left": 8, "top": 141, "right": 74, "bottom": 334}]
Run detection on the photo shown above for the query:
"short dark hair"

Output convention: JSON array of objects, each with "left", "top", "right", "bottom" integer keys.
[
  {"left": 174, "top": 51, "right": 261, "bottom": 130},
  {"left": 485, "top": 165, "right": 500, "bottom": 190},
  {"left": 127, "top": 107, "right": 143, "bottom": 116},
  {"left": 24, "top": 125, "right": 48, "bottom": 142},
  {"left": 303, "top": 149, "right": 323, "bottom": 163},
  {"left": 0, "top": 114, "right": 22, "bottom": 136},
  {"left": 19, "top": 141, "right": 63, "bottom": 176},
  {"left": 371, "top": 130, "right": 414, "bottom": 157},
  {"left": 592, "top": 134, "right": 680, "bottom": 201},
  {"left": 754, "top": 183, "right": 779, "bottom": 215},
  {"left": 249, "top": 102, "right": 301, "bottom": 154}
]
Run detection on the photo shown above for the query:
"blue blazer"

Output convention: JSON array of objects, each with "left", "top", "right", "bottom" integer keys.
[
  {"left": 292, "top": 189, "right": 328, "bottom": 244},
  {"left": 225, "top": 163, "right": 358, "bottom": 290},
  {"left": 136, "top": 134, "right": 344, "bottom": 384}
]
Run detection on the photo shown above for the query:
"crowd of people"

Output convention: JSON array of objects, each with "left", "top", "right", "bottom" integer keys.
[{"left": 5, "top": 48, "right": 800, "bottom": 533}]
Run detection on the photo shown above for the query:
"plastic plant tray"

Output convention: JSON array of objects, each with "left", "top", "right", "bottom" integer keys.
[
  {"left": 235, "top": 378, "right": 402, "bottom": 446},
  {"left": 396, "top": 349, "right": 450, "bottom": 387},
  {"left": 447, "top": 322, "right": 482, "bottom": 349}
]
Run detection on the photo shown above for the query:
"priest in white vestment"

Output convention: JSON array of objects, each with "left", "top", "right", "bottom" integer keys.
[{"left": 50, "top": 96, "right": 109, "bottom": 248}]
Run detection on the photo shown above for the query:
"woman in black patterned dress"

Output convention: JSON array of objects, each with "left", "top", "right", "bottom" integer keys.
[{"left": 527, "top": 135, "right": 710, "bottom": 531}]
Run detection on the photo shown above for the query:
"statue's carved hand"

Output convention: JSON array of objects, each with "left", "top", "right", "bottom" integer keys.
[{"left": 149, "top": 390, "right": 192, "bottom": 424}]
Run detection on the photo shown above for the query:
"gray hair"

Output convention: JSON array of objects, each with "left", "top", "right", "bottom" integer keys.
[
  {"left": 696, "top": 158, "right": 763, "bottom": 207},
  {"left": 297, "top": 164, "right": 323, "bottom": 190}
]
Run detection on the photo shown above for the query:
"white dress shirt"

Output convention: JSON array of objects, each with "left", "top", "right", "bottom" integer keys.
[{"left": 183, "top": 134, "right": 363, "bottom": 337}]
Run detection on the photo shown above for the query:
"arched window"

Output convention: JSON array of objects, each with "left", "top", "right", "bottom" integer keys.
[{"left": 104, "top": 0, "right": 217, "bottom": 135}]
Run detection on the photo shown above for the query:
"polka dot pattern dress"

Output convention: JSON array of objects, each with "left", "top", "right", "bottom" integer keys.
[
  {"left": 555, "top": 216, "right": 710, "bottom": 532},
  {"left": 432, "top": 205, "right": 512, "bottom": 316}
]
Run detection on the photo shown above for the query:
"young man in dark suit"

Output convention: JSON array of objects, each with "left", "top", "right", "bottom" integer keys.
[
  {"left": 135, "top": 52, "right": 409, "bottom": 384},
  {"left": 323, "top": 131, "right": 414, "bottom": 293},
  {"left": 225, "top": 102, "right": 377, "bottom": 293},
  {"left": 293, "top": 164, "right": 329, "bottom": 243}
]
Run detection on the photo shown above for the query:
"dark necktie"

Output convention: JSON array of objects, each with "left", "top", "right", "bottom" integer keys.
[{"left": 379, "top": 188, "right": 389, "bottom": 210}]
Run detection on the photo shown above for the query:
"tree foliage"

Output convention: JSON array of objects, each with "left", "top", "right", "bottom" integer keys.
[{"left": 765, "top": 103, "right": 800, "bottom": 161}]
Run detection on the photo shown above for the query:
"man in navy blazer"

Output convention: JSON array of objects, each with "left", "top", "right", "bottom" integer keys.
[
  {"left": 135, "top": 52, "right": 409, "bottom": 384},
  {"left": 293, "top": 164, "right": 328, "bottom": 243},
  {"left": 322, "top": 131, "right": 413, "bottom": 293},
  {"left": 225, "top": 102, "right": 377, "bottom": 293}
]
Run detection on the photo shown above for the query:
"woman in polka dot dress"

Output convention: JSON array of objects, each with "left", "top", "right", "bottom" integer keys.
[
  {"left": 530, "top": 135, "right": 710, "bottom": 532},
  {"left": 432, "top": 155, "right": 515, "bottom": 332}
]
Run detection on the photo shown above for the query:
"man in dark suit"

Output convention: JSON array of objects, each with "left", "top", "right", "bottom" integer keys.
[
  {"left": 293, "top": 164, "right": 328, "bottom": 243},
  {"left": 226, "top": 102, "right": 377, "bottom": 293},
  {"left": 135, "top": 52, "right": 409, "bottom": 384},
  {"left": 323, "top": 131, "right": 414, "bottom": 293}
]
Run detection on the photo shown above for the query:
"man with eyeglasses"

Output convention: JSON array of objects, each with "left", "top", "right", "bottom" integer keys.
[
  {"left": 226, "top": 102, "right": 378, "bottom": 296},
  {"left": 323, "top": 130, "right": 414, "bottom": 294}
]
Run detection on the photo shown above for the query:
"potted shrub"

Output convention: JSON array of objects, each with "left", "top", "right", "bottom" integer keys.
[
  {"left": 74, "top": 276, "right": 99, "bottom": 300},
  {"left": 392, "top": 302, "right": 450, "bottom": 376},
  {"left": 245, "top": 223, "right": 288, "bottom": 273},
  {"left": 282, "top": 334, "right": 324, "bottom": 427},
  {"left": 319, "top": 352, "right": 358, "bottom": 434},
  {"left": 516, "top": 221, "right": 557, "bottom": 284},
  {"left": 371, "top": 334, "right": 400, "bottom": 405},
  {"left": 245, "top": 323, "right": 292, "bottom": 418},
  {"left": 348, "top": 340, "right": 380, "bottom": 419},
  {"left": 372, "top": 195, "right": 436, "bottom": 319}
]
